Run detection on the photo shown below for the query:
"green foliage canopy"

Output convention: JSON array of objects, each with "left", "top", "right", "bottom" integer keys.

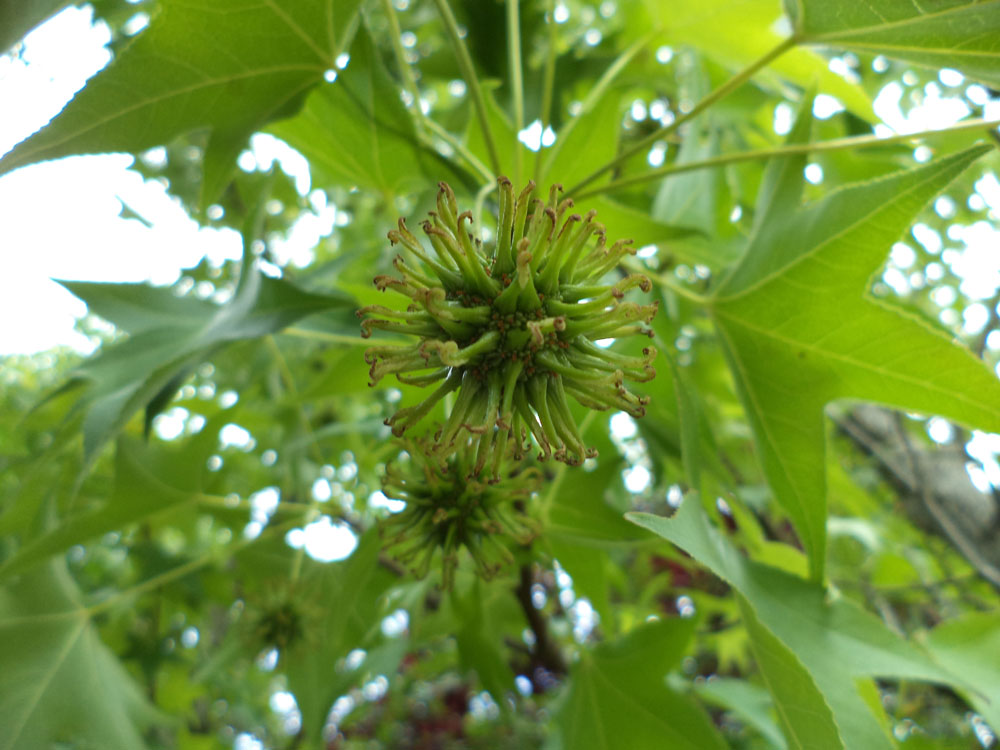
[{"left": 2, "top": 0, "right": 1000, "bottom": 748}]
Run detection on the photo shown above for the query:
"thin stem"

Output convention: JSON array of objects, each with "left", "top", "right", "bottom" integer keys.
[
  {"left": 433, "top": 0, "right": 502, "bottom": 176},
  {"left": 533, "top": 0, "right": 559, "bottom": 184},
  {"left": 380, "top": 0, "right": 494, "bottom": 182},
  {"left": 574, "top": 117, "right": 1000, "bottom": 200},
  {"left": 282, "top": 328, "right": 403, "bottom": 347},
  {"left": 421, "top": 117, "right": 494, "bottom": 182},
  {"left": 566, "top": 35, "right": 798, "bottom": 196},
  {"left": 648, "top": 270, "right": 711, "bottom": 306},
  {"left": 507, "top": 0, "right": 525, "bottom": 187},
  {"left": 381, "top": 0, "right": 425, "bottom": 136},
  {"left": 541, "top": 29, "right": 658, "bottom": 182}
]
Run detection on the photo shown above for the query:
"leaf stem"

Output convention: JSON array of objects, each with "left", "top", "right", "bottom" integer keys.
[
  {"left": 420, "top": 118, "right": 494, "bottom": 182},
  {"left": 541, "top": 29, "right": 658, "bottom": 182},
  {"left": 533, "top": 0, "right": 559, "bottom": 184},
  {"left": 380, "top": 0, "right": 425, "bottom": 132},
  {"left": 282, "top": 327, "right": 401, "bottom": 347},
  {"left": 566, "top": 35, "right": 798, "bottom": 196},
  {"left": 380, "top": 0, "right": 493, "bottom": 182},
  {"left": 574, "top": 117, "right": 1000, "bottom": 200},
  {"left": 507, "top": 0, "right": 525, "bottom": 187},
  {"left": 648, "top": 270, "right": 711, "bottom": 306},
  {"left": 433, "top": 0, "right": 502, "bottom": 176}
]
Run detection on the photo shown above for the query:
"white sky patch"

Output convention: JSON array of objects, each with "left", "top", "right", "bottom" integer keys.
[
  {"left": 813, "top": 94, "right": 845, "bottom": 119},
  {"left": 219, "top": 423, "right": 255, "bottom": 451},
  {"left": 381, "top": 608, "right": 409, "bottom": 638},
  {"left": 153, "top": 407, "right": 189, "bottom": 441},
  {"left": 285, "top": 516, "right": 357, "bottom": 562},
  {"left": 944, "top": 221, "right": 1000, "bottom": 300},
  {"left": 369, "top": 489, "right": 405, "bottom": 513},
  {"left": 773, "top": 102, "right": 793, "bottom": 135},
  {"left": 873, "top": 80, "right": 971, "bottom": 135},
  {"left": 623, "top": 464, "right": 651, "bottom": 493},
  {"left": 517, "top": 120, "right": 556, "bottom": 152},
  {"left": 610, "top": 411, "right": 637, "bottom": 439}
]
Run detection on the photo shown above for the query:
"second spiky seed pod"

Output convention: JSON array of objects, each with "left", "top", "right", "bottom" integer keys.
[{"left": 360, "top": 179, "right": 658, "bottom": 479}]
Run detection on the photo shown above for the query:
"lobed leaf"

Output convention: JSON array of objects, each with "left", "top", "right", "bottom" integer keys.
[
  {"left": 788, "top": 0, "right": 1000, "bottom": 88},
  {"left": 711, "top": 143, "right": 1000, "bottom": 579}
]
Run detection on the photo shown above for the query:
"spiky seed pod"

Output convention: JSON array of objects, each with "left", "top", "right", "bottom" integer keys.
[
  {"left": 244, "top": 583, "right": 320, "bottom": 653},
  {"left": 379, "top": 438, "right": 540, "bottom": 589},
  {"left": 360, "top": 179, "right": 658, "bottom": 477}
]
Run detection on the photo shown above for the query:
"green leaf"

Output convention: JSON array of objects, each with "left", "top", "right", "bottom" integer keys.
[
  {"left": 642, "top": 0, "right": 874, "bottom": 120},
  {"left": 269, "top": 26, "right": 463, "bottom": 197},
  {"left": 541, "top": 90, "right": 622, "bottom": 192},
  {"left": 545, "top": 430, "right": 645, "bottom": 549},
  {"left": 628, "top": 500, "right": 967, "bottom": 750},
  {"left": 693, "top": 675, "right": 789, "bottom": 750},
  {"left": 61, "top": 281, "right": 217, "bottom": 335},
  {"left": 588, "top": 196, "right": 703, "bottom": 264},
  {"left": 738, "top": 598, "right": 843, "bottom": 749},
  {"left": 0, "top": 438, "right": 200, "bottom": 580},
  {"left": 464, "top": 84, "right": 531, "bottom": 182},
  {"left": 0, "top": 563, "right": 158, "bottom": 750},
  {"left": 554, "top": 618, "right": 728, "bottom": 750},
  {"left": 451, "top": 578, "right": 518, "bottom": 703},
  {"left": 711, "top": 144, "right": 999, "bottom": 578},
  {"left": 64, "top": 267, "right": 352, "bottom": 464},
  {"left": 789, "top": 0, "right": 1000, "bottom": 88},
  {"left": 0, "top": 0, "right": 363, "bottom": 204},
  {"left": 284, "top": 531, "right": 397, "bottom": 743},
  {"left": 0, "top": 0, "right": 67, "bottom": 54},
  {"left": 923, "top": 611, "right": 1000, "bottom": 732}
]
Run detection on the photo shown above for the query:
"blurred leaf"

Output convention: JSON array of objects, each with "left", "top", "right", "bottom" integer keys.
[
  {"left": 0, "top": 438, "right": 200, "bottom": 580},
  {"left": 712, "top": 144, "right": 999, "bottom": 578},
  {"left": 284, "top": 531, "right": 397, "bottom": 743},
  {"left": 923, "top": 611, "right": 1000, "bottom": 732},
  {"left": 541, "top": 90, "right": 621, "bottom": 191},
  {"left": 788, "top": 0, "right": 1000, "bottom": 88},
  {"left": 694, "top": 676, "right": 788, "bottom": 750},
  {"left": 0, "top": 563, "right": 158, "bottom": 750},
  {"left": 465, "top": 85, "right": 531, "bottom": 183},
  {"left": 63, "top": 267, "right": 353, "bottom": 464},
  {"left": 554, "top": 617, "right": 728, "bottom": 750},
  {"left": 451, "top": 577, "right": 518, "bottom": 703}
]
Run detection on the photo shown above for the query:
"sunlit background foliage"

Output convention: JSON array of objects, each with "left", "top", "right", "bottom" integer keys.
[{"left": 2, "top": 1, "right": 1000, "bottom": 749}]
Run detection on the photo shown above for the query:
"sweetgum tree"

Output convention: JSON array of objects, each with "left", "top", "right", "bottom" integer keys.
[{"left": 2, "top": 1, "right": 1000, "bottom": 748}]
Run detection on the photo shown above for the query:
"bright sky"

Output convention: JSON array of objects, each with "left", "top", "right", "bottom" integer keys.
[{"left": 0, "top": 7, "right": 341, "bottom": 355}]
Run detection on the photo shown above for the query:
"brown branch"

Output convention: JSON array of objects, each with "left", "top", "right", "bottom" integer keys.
[{"left": 513, "top": 564, "right": 567, "bottom": 676}]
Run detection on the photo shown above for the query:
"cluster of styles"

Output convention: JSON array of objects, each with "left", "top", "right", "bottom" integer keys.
[
  {"left": 360, "top": 179, "right": 658, "bottom": 582},
  {"left": 380, "top": 438, "right": 540, "bottom": 590}
]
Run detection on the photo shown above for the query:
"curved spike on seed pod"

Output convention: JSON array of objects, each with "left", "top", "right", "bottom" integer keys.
[
  {"left": 378, "top": 436, "right": 541, "bottom": 588},
  {"left": 419, "top": 338, "right": 460, "bottom": 365},
  {"left": 611, "top": 273, "right": 653, "bottom": 297},
  {"left": 362, "top": 179, "right": 657, "bottom": 464}
]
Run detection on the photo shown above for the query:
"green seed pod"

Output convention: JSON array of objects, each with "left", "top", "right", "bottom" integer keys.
[
  {"left": 361, "top": 179, "right": 657, "bottom": 476},
  {"left": 379, "top": 437, "right": 540, "bottom": 589}
]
